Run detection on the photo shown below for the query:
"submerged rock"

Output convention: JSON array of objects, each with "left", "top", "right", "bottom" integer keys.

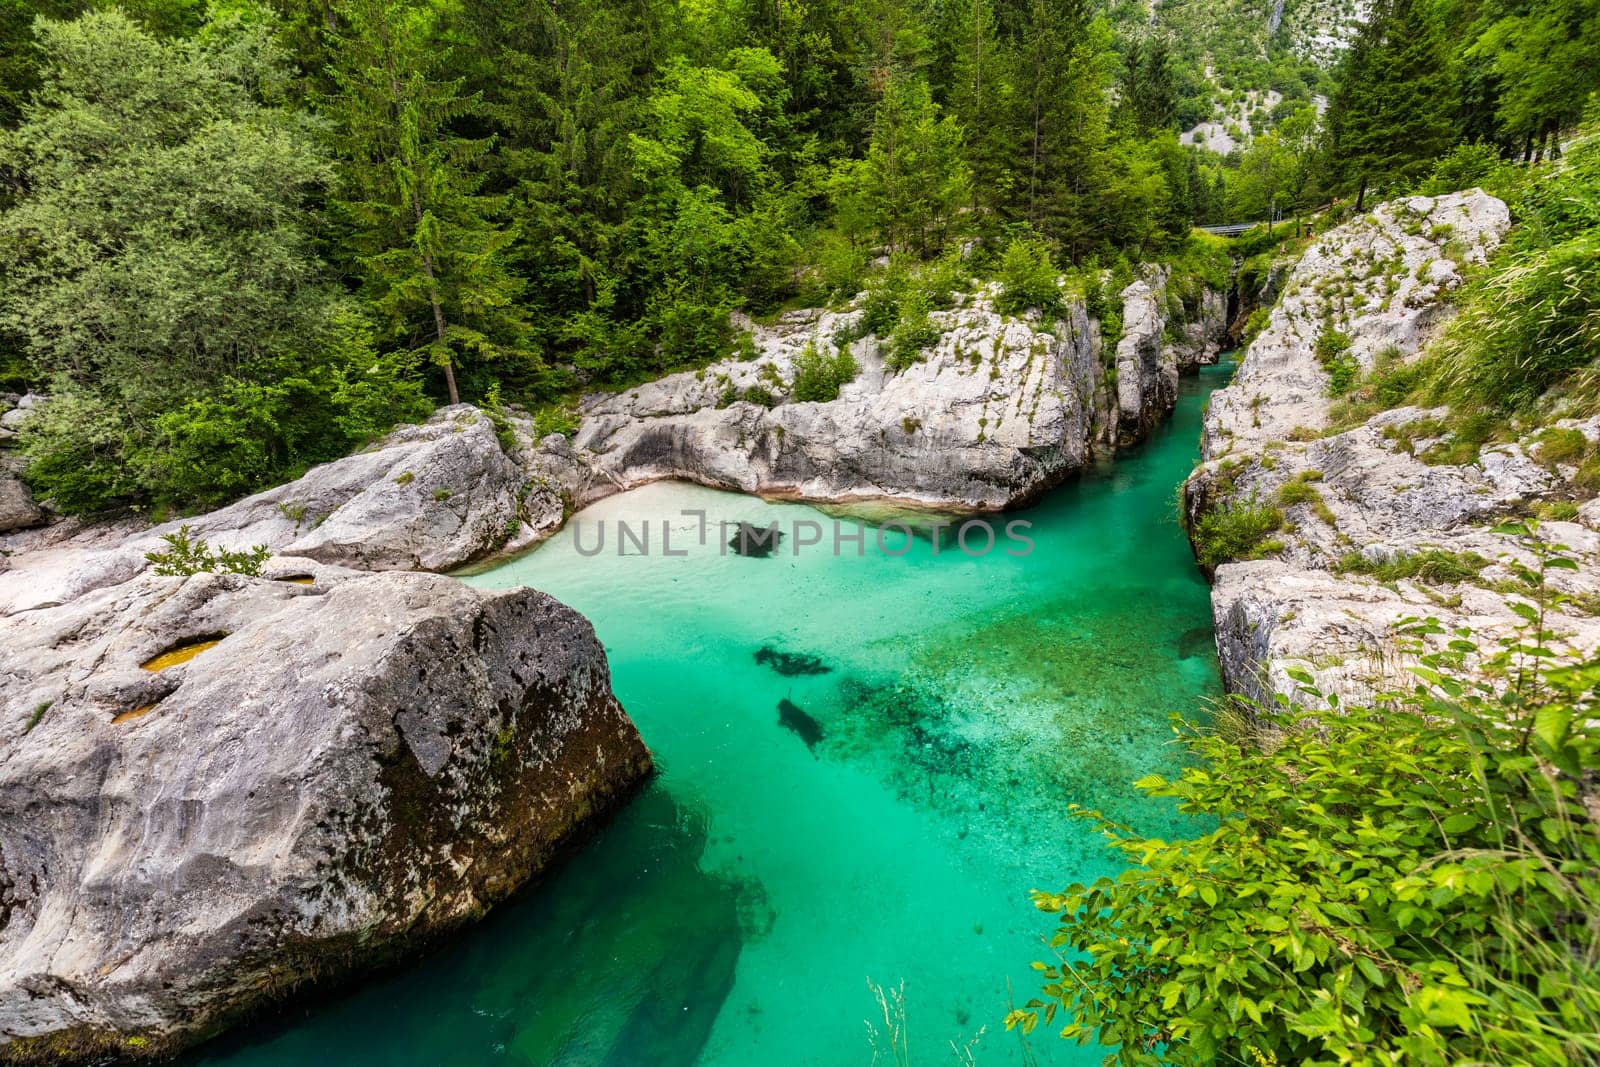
[
  {"left": 753, "top": 646, "right": 831, "bottom": 676},
  {"left": 0, "top": 568, "right": 651, "bottom": 1063},
  {"left": 727, "top": 522, "right": 783, "bottom": 558},
  {"left": 776, "top": 698, "right": 823, "bottom": 755}
]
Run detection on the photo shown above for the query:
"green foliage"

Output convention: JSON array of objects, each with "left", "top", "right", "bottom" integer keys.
[
  {"left": 790, "top": 341, "right": 858, "bottom": 403},
  {"left": 22, "top": 701, "right": 50, "bottom": 735},
  {"left": 1322, "top": 0, "right": 1457, "bottom": 205},
  {"left": 531, "top": 403, "right": 580, "bottom": 439},
  {"left": 832, "top": 73, "right": 971, "bottom": 256},
  {"left": 1429, "top": 133, "right": 1600, "bottom": 413},
  {"left": 1015, "top": 538, "right": 1600, "bottom": 1066},
  {"left": 994, "top": 238, "right": 1063, "bottom": 316},
  {"left": 887, "top": 289, "right": 942, "bottom": 373},
  {"left": 1335, "top": 547, "right": 1491, "bottom": 584},
  {"left": 1191, "top": 496, "right": 1283, "bottom": 565},
  {"left": 145, "top": 525, "right": 270, "bottom": 577},
  {"left": 0, "top": 10, "right": 426, "bottom": 514},
  {"left": 1315, "top": 325, "right": 1360, "bottom": 396},
  {"left": 326, "top": 0, "right": 535, "bottom": 405}
]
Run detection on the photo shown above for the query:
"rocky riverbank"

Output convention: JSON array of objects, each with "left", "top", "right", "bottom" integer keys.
[
  {"left": 2, "top": 267, "right": 1228, "bottom": 599},
  {"left": 1185, "top": 190, "right": 1600, "bottom": 705},
  {"left": 530, "top": 271, "right": 1226, "bottom": 528},
  {"left": 0, "top": 567, "right": 650, "bottom": 1062}
]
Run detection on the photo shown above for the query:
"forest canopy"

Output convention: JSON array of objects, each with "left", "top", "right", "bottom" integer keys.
[{"left": 0, "top": 0, "right": 1594, "bottom": 513}]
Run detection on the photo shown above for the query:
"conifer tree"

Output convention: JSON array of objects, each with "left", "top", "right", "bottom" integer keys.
[
  {"left": 944, "top": 0, "right": 1012, "bottom": 226},
  {"left": 326, "top": 0, "right": 531, "bottom": 405},
  {"left": 1324, "top": 0, "right": 1457, "bottom": 209}
]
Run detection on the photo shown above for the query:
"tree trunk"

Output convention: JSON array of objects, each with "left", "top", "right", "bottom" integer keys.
[
  {"left": 413, "top": 200, "right": 459, "bottom": 406},
  {"left": 1355, "top": 174, "right": 1367, "bottom": 212}
]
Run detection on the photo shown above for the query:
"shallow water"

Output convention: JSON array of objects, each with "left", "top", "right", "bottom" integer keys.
[{"left": 190, "top": 360, "right": 1231, "bottom": 1067}]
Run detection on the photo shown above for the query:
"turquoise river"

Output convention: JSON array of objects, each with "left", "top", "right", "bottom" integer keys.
[{"left": 188, "top": 360, "right": 1232, "bottom": 1066}]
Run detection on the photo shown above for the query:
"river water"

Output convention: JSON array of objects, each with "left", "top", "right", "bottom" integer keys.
[{"left": 190, "top": 360, "right": 1231, "bottom": 1066}]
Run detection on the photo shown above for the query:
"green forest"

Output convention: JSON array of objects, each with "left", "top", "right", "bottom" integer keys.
[{"left": 0, "top": 0, "right": 1591, "bottom": 514}]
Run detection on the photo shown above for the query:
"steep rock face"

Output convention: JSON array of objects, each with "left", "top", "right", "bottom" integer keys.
[
  {"left": 575, "top": 297, "right": 1103, "bottom": 511},
  {"left": 1115, "top": 269, "right": 1176, "bottom": 445},
  {"left": 572, "top": 278, "right": 1227, "bottom": 518},
  {"left": 0, "top": 568, "right": 651, "bottom": 1063},
  {"left": 0, "top": 406, "right": 522, "bottom": 616},
  {"left": 1205, "top": 191, "right": 1510, "bottom": 457},
  {"left": 1186, "top": 190, "right": 1600, "bottom": 705}
]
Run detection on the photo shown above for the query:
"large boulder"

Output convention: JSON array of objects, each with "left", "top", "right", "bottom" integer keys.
[
  {"left": 0, "top": 406, "right": 523, "bottom": 615},
  {"left": 0, "top": 567, "right": 651, "bottom": 1063},
  {"left": 570, "top": 278, "right": 1224, "bottom": 517},
  {"left": 575, "top": 296, "right": 1105, "bottom": 511},
  {"left": 0, "top": 477, "right": 41, "bottom": 533}
]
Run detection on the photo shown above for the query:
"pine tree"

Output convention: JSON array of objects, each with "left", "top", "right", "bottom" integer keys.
[
  {"left": 1324, "top": 0, "right": 1458, "bottom": 209},
  {"left": 944, "top": 0, "right": 1013, "bottom": 226},
  {"left": 326, "top": 0, "right": 532, "bottom": 405},
  {"left": 862, "top": 74, "right": 972, "bottom": 255},
  {"left": 1120, "top": 34, "right": 1177, "bottom": 135},
  {"left": 1468, "top": 0, "right": 1600, "bottom": 160}
]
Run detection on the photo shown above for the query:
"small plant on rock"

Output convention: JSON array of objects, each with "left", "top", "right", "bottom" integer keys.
[{"left": 146, "top": 525, "right": 269, "bottom": 577}]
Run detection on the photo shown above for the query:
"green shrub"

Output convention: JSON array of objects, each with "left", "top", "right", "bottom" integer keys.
[
  {"left": 1335, "top": 547, "right": 1490, "bottom": 584},
  {"left": 887, "top": 290, "right": 942, "bottom": 372},
  {"left": 994, "top": 237, "right": 1063, "bottom": 317},
  {"left": 532, "top": 402, "right": 580, "bottom": 439},
  {"left": 1192, "top": 497, "right": 1284, "bottom": 565},
  {"left": 790, "top": 341, "right": 859, "bottom": 403},
  {"left": 1014, "top": 563, "right": 1600, "bottom": 1067},
  {"left": 1532, "top": 427, "right": 1590, "bottom": 466},
  {"left": 741, "top": 384, "right": 776, "bottom": 407},
  {"left": 145, "top": 525, "right": 269, "bottom": 577},
  {"left": 1240, "top": 306, "right": 1272, "bottom": 346},
  {"left": 860, "top": 263, "right": 909, "bottom": 338},
  {"left": 1314, "top": 325, "right": 1359, "bottom": 396}
]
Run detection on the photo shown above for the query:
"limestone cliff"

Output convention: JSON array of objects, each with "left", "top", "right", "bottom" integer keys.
[{"left": 1186, "top": 191, "right": 1600, "bottom": 705}]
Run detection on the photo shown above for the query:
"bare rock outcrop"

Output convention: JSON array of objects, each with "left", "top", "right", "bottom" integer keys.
[
  {"left": 1204, "top": 191, "right": 1511, "bottom": 457},
  {"left": 0, "top": 406, "right": 523, "bottom": 615},
  {"left": 0, "top": 568, "right": 651, "bottom": 1063},
  {"left": 1185, "top": 190, "right": 1600, "bottom": 706},
  {"left": 571, "top": 277, "right": 1227, "bottom": 518}
]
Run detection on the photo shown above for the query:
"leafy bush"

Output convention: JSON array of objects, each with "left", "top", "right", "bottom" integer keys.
[
  {"left": 741, "top": 384, "right": 776, "bottom": 407},
  {"left": 1419, "top": 141, "right": 1525, "bottom": 200},
  {"left": 532, "top": 402, "right": 580, "bottom": 439},
  {"left": 887, "top": 289, "right": 942, "bottom": 372},
  {"left": 146, "top": 526, "right": 270, "bottom": 577},
  {"left": 790, "top": 341, "right": 858, "bottom": 403},
  {"left": 995, "top": 238, "right": 1063, "bottom": 316},
  {"left": 860, "top": 263, "right": 909, "bottom": 338},
  {"left": 1239, "top": 306, "right": 1272, "bottom": 346},
  {"left": 1014, "top": 552, "right": 1600, "bottom": 1067},
  {"left": 1315, "top": 325, "right": 1359, "bottom": 396},
  {"left": 1191, "top": 496, "right": 1284, "bottom": 565}
]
